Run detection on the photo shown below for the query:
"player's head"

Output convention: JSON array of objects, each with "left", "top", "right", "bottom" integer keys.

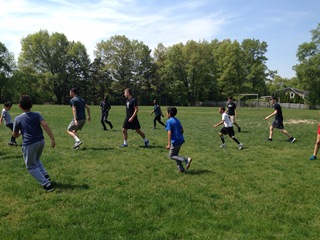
[
  {"left": 70, "top": 88, "right": 78, "bottom": 96},
  {"left": 167, "top": 106, "right": 177, "bottom": 117},
  {"left": 228, "top": 96, "right": 233, "bottom": 101},
  {"left": 19, "top": 95, "right": 32, "bottom": 110},
  {"left": 4, "top": 101, "right": 12, "bottom": 108},
  {"left": 219, "top": 106, "right": 225, "bottom": 114},
  {"left": 104, "top": 96, "right": 108, "bottom": 102},
  {"left": 124, "top": 88, "right": 133, "bottom": 98},
  {"left": 271, "top": 96, "right": 277, "bottom": 103}
]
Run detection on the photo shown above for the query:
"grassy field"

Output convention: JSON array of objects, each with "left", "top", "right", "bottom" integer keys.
[{"left": 0, "top": 104, "right": 320, "bottom": 239}]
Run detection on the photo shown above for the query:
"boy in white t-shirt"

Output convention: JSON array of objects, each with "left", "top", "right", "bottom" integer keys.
[{"left": 214, "top": 107, "right": 243, "bottom": 150}]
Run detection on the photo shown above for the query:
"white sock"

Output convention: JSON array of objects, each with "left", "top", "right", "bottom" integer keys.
[
  {"left": 124, "top": 140, "right": 128, "bottom": 145},
  {"left": 74, "top": 136, "right": 80, "bottom": 142}
]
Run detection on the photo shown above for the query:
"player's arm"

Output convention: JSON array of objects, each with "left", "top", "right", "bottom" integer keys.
[
  {"left": 85, "top": 104, "right": 91, "bottom": 121},
  {"left": 265, "top": 110, "right": 277, "bottom": 120},
  {"left": 214, "top": 120, "right": 224, "bottom": 128},
  {"left": 166, "top": 130, "right": 172, "bottom": 150},
  {"left": 129, "top": 105, "right": 138, "bottom": 122},
  {"left": 72, "top": 105, "right": 77, "bottom": 124},
  {"left": 40, "top": 120, "right": 55, "bottom": 147},
  {"left": 12, "top": 122, "right": 21, "bottom": 138}
]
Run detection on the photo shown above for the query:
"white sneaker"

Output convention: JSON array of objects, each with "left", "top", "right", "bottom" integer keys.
[
  {"left": 238, "top": 143, "right": 243, "bottom": 150},
  {"left": 186, "top": 158, "right": 192, "bottom": 170},
  {"left": 73, "top": 141, "right": 83, "bottom": 149},
  {"left": 220, "top": 143, "right": 226, "bottom": 148}
]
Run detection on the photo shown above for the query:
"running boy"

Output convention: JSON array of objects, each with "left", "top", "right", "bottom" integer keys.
[
  {"left": 264, "top": 96, "right": 295, "bottom": 143},
  {"left": 227, "top": 96, "right": 241, "bottom": 132},
  {"left": 166, "top": 106, "right": 192, "bottom": 173},
  {"left": 150, "top": 99, "right": 165, "bottom": 129},
  {"left": 0, "top": 101, "right": 18, "bottom": 146},
  {"left": 214, "top": 107, "right": 243, "bottom": 150},
  {"left": 12, "top": 95, "right": 56, "bottom": 192}
]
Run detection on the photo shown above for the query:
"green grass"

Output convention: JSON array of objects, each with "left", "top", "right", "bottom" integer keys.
[{"left": 1, "top": 105, "right": 320, "bottom": 239}]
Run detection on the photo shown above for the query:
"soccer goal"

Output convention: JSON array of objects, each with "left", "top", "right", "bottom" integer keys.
[{"left": 237, "top": 94, "right": 259, "bottom": 109}]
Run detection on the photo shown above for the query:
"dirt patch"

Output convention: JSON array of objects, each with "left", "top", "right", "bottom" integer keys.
[{"left": 286, "top": 119, "right": 318, "bottom": 124}]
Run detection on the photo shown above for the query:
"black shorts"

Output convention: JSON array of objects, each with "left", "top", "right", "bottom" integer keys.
[
  {"left": 123, "top": 117, "right": 141, "bottom": 130},
  {"left": 272, "top": 120, "right": 284, "bottom": 129},
  {"left": 220, "top": 127, "right": 235, "bottom": 137}
]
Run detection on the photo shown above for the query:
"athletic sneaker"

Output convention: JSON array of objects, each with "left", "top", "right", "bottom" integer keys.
[
  {"left": 186, "top": 158, "right": 192, "bottom": 170},
  {"left": 73, "top": 141, "right": 83, "bottom": 149},
  {"left": 220, "top": 143, "right": 226, "bottom": 148},
  {"left": 267, "top": 138, "right": 272, "bottom": 141},
  {"left": 238, "top": 143, "right": 244, "bottom": 150},
  {"left": 144, "top": 140, "right": 149, "bottom": 147},
  {"left": 119, "top": 144, "right": 128, "bottom": 148},
  {"left": 43, "top": 183, "right": 54, "bottom": 192},
  {"left": 309, "top": 155, "right": 317, "bottom": 160},
  {"left": 238, "top": 127, "right": 241, "bottom": 132},
  {"left": 178, "top": 169, "right": 185, "bottom": 174},
  {"left": 8, "top": 141, "right": 18, "bottom": 147},
  {"left": 289, "top": 137, "right": 296, "bottom": 143}
]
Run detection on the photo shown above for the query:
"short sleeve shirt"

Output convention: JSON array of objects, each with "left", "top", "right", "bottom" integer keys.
[
  {"left": 1, "top": 108, "right": 12, "bottom": 125},
  {"left": 70, "top": 96, "right": 86, "bottom": 120},
  {"left": 13, "top": 112, "right": 44, "bottom": 146},
  {"left": 166, "top": 117, "right": 185, "bottom": 146},
  {"left": 222, "top": 112, "right": 233, "bottom": 127},
  {"left": 274, "top": 103, "right": 283, "bottom": 121},
  {"left": 227, "top": 101, "right": 236, "bottom": 116}
]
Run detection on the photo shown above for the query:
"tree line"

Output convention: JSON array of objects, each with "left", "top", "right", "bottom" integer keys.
[{"left": 1, "top": 23, "right": 319, "bottom": 106}]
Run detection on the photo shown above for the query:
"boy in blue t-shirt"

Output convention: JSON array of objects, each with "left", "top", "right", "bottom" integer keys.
[
  {"left": 165, "top": 106, "right": 192, "bottom": 173},
  {"left": 13, "top": 95, "right": 56, "bottom": 192}
]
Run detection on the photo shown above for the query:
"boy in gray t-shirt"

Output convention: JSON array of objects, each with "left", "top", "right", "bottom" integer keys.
[{"left": 0, "top": 102, "right": 18, "bottom": 146}]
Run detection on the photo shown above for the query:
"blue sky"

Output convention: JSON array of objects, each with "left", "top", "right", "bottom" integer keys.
[{"left": 0, "top": 0, "right": 319, "bottom": 78}]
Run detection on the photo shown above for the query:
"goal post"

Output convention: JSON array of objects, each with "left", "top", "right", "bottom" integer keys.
[{"left": 237, "top": 94, "right": 259, "bottom": 109}]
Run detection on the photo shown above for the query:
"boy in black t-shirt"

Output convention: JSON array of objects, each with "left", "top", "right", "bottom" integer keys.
[
  {"left": 120, "top": 88, "right": 149, "bottom": 148},
  {"left": 227, "top": 96, "right": 241, "bottom": 132},
  {"left": 265, "top": 96, "right": 295, "bottom": 143}
]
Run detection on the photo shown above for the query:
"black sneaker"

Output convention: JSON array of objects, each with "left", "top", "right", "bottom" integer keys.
[
  {"left": 43, "top": 183, "right": 54, "bottom": 192},
  {"left": 267, "top": 138, "right": 272, "bottom": 141},
  {"left": 44, "top": 174, "right": 51, "bottom": 181},
  {"left": 238, "top": 127, "right": 241, "bottom": 132},
  {"left": 8, "top": 142, "right": 18, "bottom": 146},
  {"left": 289, "top": 137, "right": 296, "bottom": 143}
]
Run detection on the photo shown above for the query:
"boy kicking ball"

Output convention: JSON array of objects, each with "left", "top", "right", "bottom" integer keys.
[{"left": 214, "top": 107, "right": 243, "bottom": 150}]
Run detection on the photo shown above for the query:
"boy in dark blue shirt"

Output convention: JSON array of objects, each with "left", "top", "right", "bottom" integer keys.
[{"left": 166, "top": 106, "right": 192, "bottom": 173}]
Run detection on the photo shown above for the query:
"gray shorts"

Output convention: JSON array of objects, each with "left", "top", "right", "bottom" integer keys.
[{"left": 68, "top": 119, "right": 86, "bottom": 131}]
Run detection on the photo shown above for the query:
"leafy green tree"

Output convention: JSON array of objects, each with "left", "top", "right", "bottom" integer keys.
[
  {"left": 0, "top": 42, "right": 16, "bottom": 102},
  {"left": 295, "top": 23, "right": 320, "bottom": 106},
  {"left": 215, "top": 39, "right": 245, "bottom": 98},
  {"left": 95, "top": 35, "right": 154, "bottom": 104},
  {"left": 18, "top": 30, "right": 90, "bottom": 104},
  {"left": 89, "top": 57, "right": 113, "bottom": 104},
  {"left": 241, "top": 39, "right": 269, "bottom": 96}
]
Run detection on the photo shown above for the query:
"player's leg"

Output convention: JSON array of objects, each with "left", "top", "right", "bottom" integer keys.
[{"left": 310, "top": 133, "right": 320, "bottom": 160}]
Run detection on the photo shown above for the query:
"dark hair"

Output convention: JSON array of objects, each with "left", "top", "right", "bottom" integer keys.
[
  {"left": 19, "top": 95, "right": 32, "bottom": 110},
  {"left": 4, "top": 101, "right": 12, "bottom": 107},
  {"left": 70, "top": 88, "right": 78, "bottom": 95},
  {"left": 228, "top": 96, "right": 233, "bottom": 100},
  {"left": 271, "top": 96, "right": 277, "bottom": 100},
  {"left": 167, "top": 106, "right": 177, "bottom": 117},
  {"left": 220, "top": 106, "right": 225, "bottom": 111},
  {"left": 104, "top": 96, "right": 108, "bottom": 102}
]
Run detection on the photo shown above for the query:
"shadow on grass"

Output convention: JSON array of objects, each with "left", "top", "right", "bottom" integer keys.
[
  {"left": 77, "top": 147, "right": 115, "bottom": 151},
  {"left": 0, "top": 154, "right": 22, "bottom": 161},
  {"left": 51, "top": 181, "right": 89, "bottom": 191},
  {"left": 139, "top": 145, "right": 166, "bottom": 149},
  {"left": 186, "top": 169, "right": 211, "bottom": 175}
]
